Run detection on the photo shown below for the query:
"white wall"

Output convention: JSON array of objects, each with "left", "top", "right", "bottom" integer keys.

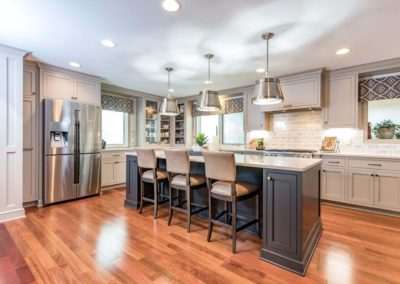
[{"left": 0, "top": 44, "right": 26, "bottom": 222}]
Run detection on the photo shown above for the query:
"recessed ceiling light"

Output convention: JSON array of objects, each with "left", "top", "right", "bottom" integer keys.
[
  {"left": 168, "top": 88, "right": 175, "bottom": 93},
  {"left": 162, "top": 0, "right": 181, "bottom": 12},
  {"left": 69, "top": 62, "right": 81, "bottom": 68},
  {"left": 256, "top": 68, "right": 265, "bottom": 73},
  {"left": 336, "top": 48, "right": 350, "bottom": 55},
  {"left": 204, "top": 80, "right": 212, "bottom": 85},
  {"left": 101, "top": 39, "right": 117, "bottom": 48}
]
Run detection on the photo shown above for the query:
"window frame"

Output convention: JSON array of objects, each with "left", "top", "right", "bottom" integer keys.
[
  {"left": 102, "top": 110, "right": 130, "bottom": 148},
  {"left": 221, "top": 112, "right": 245, "bottom": 145}
]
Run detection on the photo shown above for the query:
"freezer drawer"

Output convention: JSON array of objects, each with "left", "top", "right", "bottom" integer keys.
[
  {"left": 78, "top": 153, "right": 101, "bottom": 198},
  {"left": 44, "top": 154, "right": 76, "bottom": 204}
]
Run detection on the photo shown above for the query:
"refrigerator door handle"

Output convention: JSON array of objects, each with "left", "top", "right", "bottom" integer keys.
[{"left": 74, "top": 110, "right": 81, "bottom": 184}]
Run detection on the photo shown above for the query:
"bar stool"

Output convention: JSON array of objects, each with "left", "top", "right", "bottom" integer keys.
[
  {"left": 164, "top": 149, "right": 208, "bottom": 232},
  {"left": 203, "top": 151, "right": 261, "bottom": 253},
  {"left": 137, "top": 148, "right": 169, "bottom": 219}
]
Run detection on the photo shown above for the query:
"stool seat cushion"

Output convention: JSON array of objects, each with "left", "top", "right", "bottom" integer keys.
[
  {"left": 171, "top": 174, "right": 206, "bottom": 187},
  {"left": 211, "top": 181, "right": 258, "bottom": 197},
  {"left": 142, "top": 169, "right": 168, "bottom": 181}
]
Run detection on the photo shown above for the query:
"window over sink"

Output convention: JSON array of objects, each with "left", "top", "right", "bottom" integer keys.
[
  {"left": 102, "top": 110, "right": 129, "bottom": 147},
  {"left": 360, "top": 74, "right": 400, "bottom": 142}
]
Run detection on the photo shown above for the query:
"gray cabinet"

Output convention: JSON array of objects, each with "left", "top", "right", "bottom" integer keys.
[
  {"left": 374, "top": 171, "right": 400, "bottom": 211},
  {"left": 324, "top": 73, "right": 359, "bottom": 128},
  {"left": 260, "top": 69, "right": 322, "bottom": 112},
  {"left": 245, "top": 91, "right": 267, "bottom": 131},
  {"left": 101, "top": 151, "right": 128, "bottom": 187},
  {"left": 347, "top": 169, "right": 375, "bottom": 206},
  {"left": 321, "top": 167, "right": 346, "bottom": 202},
  {"left": 23, "top": 63, "right": 39, "bottom": 204}
]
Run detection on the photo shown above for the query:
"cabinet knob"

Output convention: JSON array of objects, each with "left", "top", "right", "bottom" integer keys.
[
  {"left": 371, "top": 174, "right": 374, "bottom": 176},
  {"left": 32, "top": 91, "right": 36, "bottom": 95},
  {"left": 267, "top": 176, "right": 272, "bottom": 181}
]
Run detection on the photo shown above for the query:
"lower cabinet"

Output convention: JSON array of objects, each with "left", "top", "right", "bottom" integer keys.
[
  {"left": 321, "top": 167, "right": 346, "bottom": 202},
  {"left": 374, "top": 171, "right": 400, "bottom": 211},
  {"left": 320, "top": 155, "right": 400, "bottom": 212},
  {"left": 347, "top": 169, "right": 375, "bottom": 206},
  {"left": 101, "top": 151, "right": 128, "bottom": 187}
]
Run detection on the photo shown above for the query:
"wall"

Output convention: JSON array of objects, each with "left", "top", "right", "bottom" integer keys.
[{"left": 247, "top": 110, "right": 400, "bottom": 154}]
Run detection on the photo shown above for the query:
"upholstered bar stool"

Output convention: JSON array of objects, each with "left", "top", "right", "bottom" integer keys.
[
  {"left": 137, "top": 148, "right": 169, "bottom": 219},
  {"left": 164, "top": 149, "right": 208, "bottom": 232},
  {"left": 203, "top": 151, "right": 261, "bottom": 253}
]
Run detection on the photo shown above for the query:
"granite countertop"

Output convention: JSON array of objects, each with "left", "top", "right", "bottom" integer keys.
[
  {"left": 126, "top": 150, "right": 322, "bottom": 172},
  {"left": 315, "top": 151, "right": 400, "bottom": 160}
]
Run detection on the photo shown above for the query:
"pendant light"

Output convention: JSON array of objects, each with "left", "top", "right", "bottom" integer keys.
[
  {"left": 197, "top": 54, "right": 221, "bottom": 112},
  {"left": 252, "top": 33, "right": 284, "bottom": 105},
  {"left": 159, "top": 67, "right": 179, "bottom": 116}
]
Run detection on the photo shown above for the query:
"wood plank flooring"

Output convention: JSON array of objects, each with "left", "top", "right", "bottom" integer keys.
[{"left": 2, "top": 188, "right": 400, "bottom": 284}]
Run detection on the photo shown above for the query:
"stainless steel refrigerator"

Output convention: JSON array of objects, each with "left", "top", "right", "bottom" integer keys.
[{"left": 43, "top": 99, "right": 101, "bottom": 205}]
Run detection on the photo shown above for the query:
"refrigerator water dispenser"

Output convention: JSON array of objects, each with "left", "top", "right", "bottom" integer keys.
[{"left": 50, "top": 131, "right": 68, "bottom": 148}]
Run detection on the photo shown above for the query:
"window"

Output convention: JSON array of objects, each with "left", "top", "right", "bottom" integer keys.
[
  {"left": 197, "top": 115, "right": 219, "bottom": 143},
  {"left": 102, "top": 110, "right": 129, "bottom": 147},
  {"left": 222, "top": 112, "right": 244, "bottom": 144},
  {"left": 366, "top": 99, "right": 400, "bottom": 140}
]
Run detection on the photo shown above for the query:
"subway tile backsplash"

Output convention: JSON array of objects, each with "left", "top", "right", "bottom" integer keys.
[{"left": 246, "top": 110, "right": 400, "bottom": 154}]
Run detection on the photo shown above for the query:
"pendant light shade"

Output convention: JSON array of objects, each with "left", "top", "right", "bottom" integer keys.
[
  {"left": 252, "top": 33, "right": 284, "bottom": 105},
  {"left": 159, "top": 67, "right": 179, "bottom": 116},
  {"left": 197, "top": 54, "right": 221, "bottom": 112}
]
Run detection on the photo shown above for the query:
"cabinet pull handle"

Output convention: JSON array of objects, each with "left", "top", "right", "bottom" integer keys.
[
  {"left": 328, "top": 161, "right": 340, "bottom": 164},
  {"left": 115, "top": 161, "right": 119, "bottom": 164},
  {"left": 375, "top": 174, "right": 379, "bottom": 177},
  {"left": 368, "top": 163, "right": 382, "bottom": 166},
  {"left": 283, "top": 104, "right": 293, "bottom": 108},
  {"left": 322, "top": 170, "right": 326, "bottom": 172},
  {"left": 32, "top": 91, "right": 36, "bottom": 95},
  {"left": 267, "top": 176, "right": 273, "bottom": 181},
  {"left": 113, "top": 154, "right": 120, "bottom": 157},
  {"left": 371, "top": 174, "right": 374, "bottom": 177}
]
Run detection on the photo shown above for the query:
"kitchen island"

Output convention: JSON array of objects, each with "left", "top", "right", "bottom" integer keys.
[{"left": 125, "top": 151, "right": 322, "bottom": 276}]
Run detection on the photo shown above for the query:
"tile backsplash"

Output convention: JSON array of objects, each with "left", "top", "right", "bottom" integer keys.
[{"left": 246, "top": 110, "right": 400, "bottom": 154}]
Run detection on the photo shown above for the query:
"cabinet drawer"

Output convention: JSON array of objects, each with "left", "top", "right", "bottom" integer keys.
[
  {"left": 322, "top": 157, "right": 345, "bottom": 167},
  {"left": 102, "top": 151, "right": 126, "bottom": 160},
  {"left": 348, "top": 159, "right": 400, "bottom": 172}
]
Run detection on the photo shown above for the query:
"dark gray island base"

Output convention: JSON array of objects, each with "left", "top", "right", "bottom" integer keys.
[{"left": 125, "top": 153, "right": 322, "bottom": 276}]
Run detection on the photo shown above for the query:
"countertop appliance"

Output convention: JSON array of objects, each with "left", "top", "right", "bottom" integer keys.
[
  {"left": 263, "top": 149, "right": 316, "bottom": 158},
  {"left": 43, "top": 99, "right": 101, "bottom": 205}
]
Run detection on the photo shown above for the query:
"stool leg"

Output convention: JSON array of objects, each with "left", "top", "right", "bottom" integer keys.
[
  {"left": 186, "top": 189, "right": 191, "bottom": 233},
  {"left": 153, "top": 182, "right": 158, "bottom": 219},
  {"left": 256, "top": 194, "right": 261, "bottom": 238},
  {"left": 207, "top": 194, "right": 213, "bottom": 242},
  {"left": 232, "top": 199, "right": 237, "bottom": 253},
  {"left": 139, "top": 180, "right": 144, "bottom": 214},
  {"left": 168, "top": 185, "right": 173, "bottom": 226}
]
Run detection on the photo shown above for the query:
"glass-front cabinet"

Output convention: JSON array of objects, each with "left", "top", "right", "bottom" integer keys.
[
  {"left": 175, "top": 103, "right": 185, "bottom": 145},
  {"left": 145, "top": 100, "right": 158, "bottom": 144},
  {"left": 160, "top": 116, "right": 171, "bottom": 145}
]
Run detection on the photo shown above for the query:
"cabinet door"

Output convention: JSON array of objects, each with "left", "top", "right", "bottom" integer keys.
[
  {"left": 42, "top": 71, "right": 74, "bottom": 100},
  {"left": 245, "top": 92, "right": 266, "bottom": 130},
  {"left": 261, "top": 73, "right": 321, "bottom": 112},
  {"left": 321, "top": 167, "right": 346, "bottom": 202},
  {"left": 374, "top": 171, "right": 400, "bottom": 211},
  {"left": 324, "top": 74, "right": 358, "bottom": 128},
  {"left": 348, "top": 169, "right": 374, "bottom": 206},
  {"left": 74, "top": 77, "right": 100, "bottom": 105},
  {"left": 115, "top": 161, "right": 127, "bottom": 184},
  {"left": 23, "top": 68, "right": 36, "bottom": 97},
  {"left": 23, "top": 97, "right": 37, "bottom": 202},
  {"left": 101, "top": 160, "right": 116, "bottom": 186}
]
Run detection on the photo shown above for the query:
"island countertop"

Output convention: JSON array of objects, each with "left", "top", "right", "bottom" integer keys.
[{"left": 125, "top": 150, "right": 321, "bottom": 172}]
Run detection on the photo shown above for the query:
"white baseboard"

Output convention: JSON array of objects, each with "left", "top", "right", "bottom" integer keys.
[{"left": 0, "top": 208, "right": 26, "bottom": 223}]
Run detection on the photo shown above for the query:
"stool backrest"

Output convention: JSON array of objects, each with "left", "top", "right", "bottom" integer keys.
[
  {"left": 164, "top": 149, "right": 190, "bottom": 174},
  {"left": 136, "top": 148, "right": 157, "bottom": 169},
  {"left": 203, "top": 151, "right": 236, "bottom": 182}
]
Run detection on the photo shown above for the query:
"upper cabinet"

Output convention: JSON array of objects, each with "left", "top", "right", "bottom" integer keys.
[
  {"left": 323, "top": 72, "right": 359, "bottom": 128},
  {"left": 40, "top": 65, "right": 101, "bottom": 105},
  {"left": 260, "top": 69, "right": 322, "bottom": 112},
  {"left": 244, "top": 87, "right": 267, "bottom": 131}
]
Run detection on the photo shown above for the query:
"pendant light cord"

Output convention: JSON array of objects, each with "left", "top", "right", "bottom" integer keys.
[
  {"left": 208, "top": 56, "right": 211, "bottom": 88},
  {"left": 265, "top": 37, "right": 269, "bottom": 77},
  {"left": 167, "top": 69, "right": 171, "bottom": 98}
]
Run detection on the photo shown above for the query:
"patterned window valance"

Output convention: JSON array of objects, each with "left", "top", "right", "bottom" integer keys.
[
  {"left": 192, "top": 101, "right": 224, "bottom": 117},
  {"left": 224, "top": 97, "right": 243, "bottom": 114},
  {"left": 101, "top": 93, "right": 135, "bottom": 114},
  {"left": 359, "top": 76, "right": 400, "bottom": 102}
]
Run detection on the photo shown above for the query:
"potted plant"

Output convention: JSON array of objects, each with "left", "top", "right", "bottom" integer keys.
[
  {"left": 195, "top": 132, "right": 209, "bottom": 149},
  {"left": 372, "top": 120, "right": 399, "bottom": 139}
]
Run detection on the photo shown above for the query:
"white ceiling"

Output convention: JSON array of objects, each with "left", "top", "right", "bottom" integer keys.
[{"left": 1, "top": 0, "right": 400, "bottom": 97}]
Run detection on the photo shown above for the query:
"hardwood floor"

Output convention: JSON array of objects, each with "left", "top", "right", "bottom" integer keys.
[{"left": 2, "top": 188, "right": 400, "bottom": 284}]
